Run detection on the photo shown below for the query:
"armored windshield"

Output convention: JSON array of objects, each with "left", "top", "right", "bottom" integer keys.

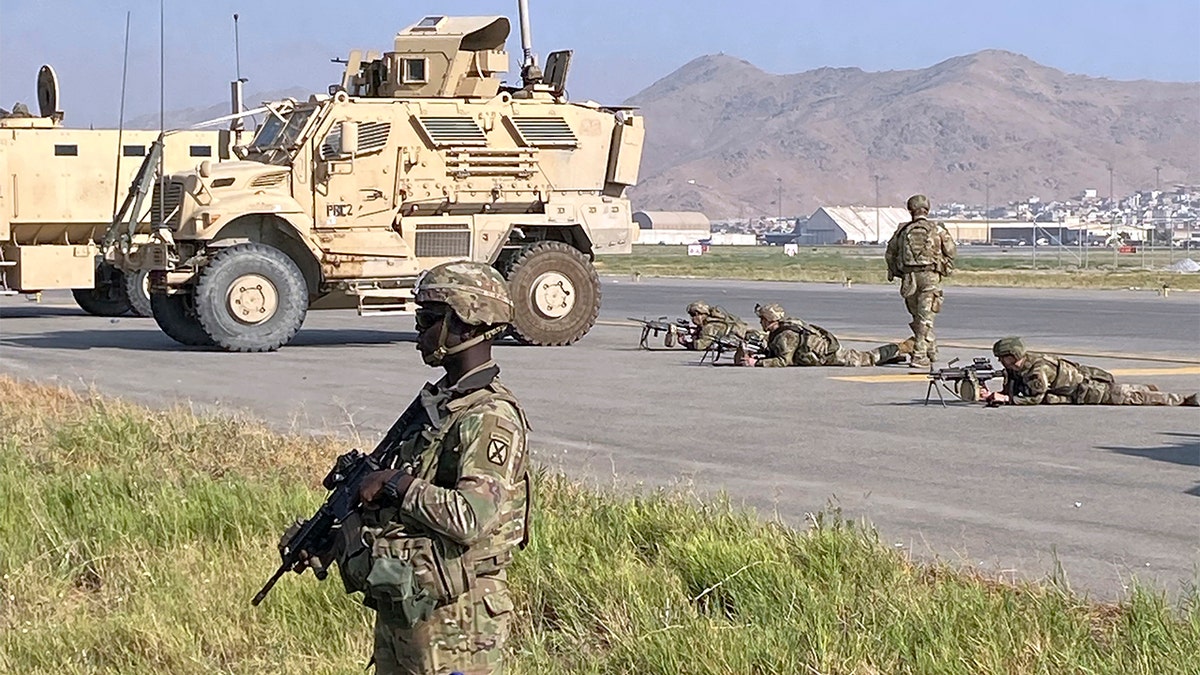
[
  {"left": 247, "top": 104, "right": 320, "bottom": 165},
  {"left": 249, "top": 113, "right": 287, "bottom": 151},
  {"left": 276, "top": 107, "right": 316, "bottom": 149}
]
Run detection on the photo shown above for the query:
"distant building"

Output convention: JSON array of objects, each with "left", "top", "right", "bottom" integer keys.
[
  {"left": 797, "top": 206, "right": 909, "bottom": 244},
  {"left": 633, "top": 210, "right": 711, "bottom": 245}
]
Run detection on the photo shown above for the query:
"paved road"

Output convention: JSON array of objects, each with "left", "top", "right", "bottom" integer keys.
[{"left": 2, "top": 280, "right": 1198, "bottom": 599}]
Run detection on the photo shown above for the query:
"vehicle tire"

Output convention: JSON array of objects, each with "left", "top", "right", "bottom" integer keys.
[
  {"left": 151, "top": 290, "right": 215, "bottom": 347},
  {"left": 193, "top": 243, "right": 308, "bottom": 352},
  {"left": 502, "top": 240, "right": 599, "bottom": 346},
  {"left": 72, "top": 261, "right": 133, "bottom": 316},
  {"left": 124, "top": 270, "right": 152, "bottom": 317}
]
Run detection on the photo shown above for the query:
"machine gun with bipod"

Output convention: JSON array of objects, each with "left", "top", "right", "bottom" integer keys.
[
  {"left": 925, "top": 357, "right": 1006, "bottom": 406},
  {"left": 628, "top": 316, "right": 696, "bottom": 349}
]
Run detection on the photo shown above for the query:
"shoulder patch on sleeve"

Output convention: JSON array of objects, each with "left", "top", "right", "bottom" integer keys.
[
  {"left": 486, "top": 436, "right": 510, "bottom": 465},
  {"left": 482, "top": 413, "right": 519, "bottom": 467}
]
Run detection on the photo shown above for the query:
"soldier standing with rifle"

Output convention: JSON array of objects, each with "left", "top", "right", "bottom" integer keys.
[
  {"left": 269, "top": 261, "right": 531, "bottom": 675},
  {"left": 885, "top": 194, "right": 957, "bottom": 369}
]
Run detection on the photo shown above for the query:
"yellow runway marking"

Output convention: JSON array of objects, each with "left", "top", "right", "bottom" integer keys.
[{"left": 833, "top": 366, "right": 1200, "bottom": 384}]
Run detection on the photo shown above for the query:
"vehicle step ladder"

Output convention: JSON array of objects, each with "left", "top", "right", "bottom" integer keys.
[
  {"left": 0, "top": 258, "right": 17, "bottom": 296},
  {"left": 350, "top": 285, "right": 416, "bottom": 316}
]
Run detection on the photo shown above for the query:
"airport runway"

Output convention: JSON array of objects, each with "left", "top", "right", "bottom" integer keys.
[{"left": 2, "top": 278, "right": 1198, "bottom": 600}]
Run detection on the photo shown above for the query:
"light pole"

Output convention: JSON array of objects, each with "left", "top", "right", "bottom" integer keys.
[
  {"left": 1154, "top": 165, "right": 1162, "bottom": 193},
  {"left": 776, "top": 177, "right": 782, "bottom": 221},
  {"left": 983, "top": 171, "right": 991, "bottom": 244},
  {"left": 873, "top": 174, "right": 881, "bottom": 243}
]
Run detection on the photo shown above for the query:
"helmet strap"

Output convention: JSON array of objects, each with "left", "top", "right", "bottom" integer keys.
[{"left": 426, "top": 320, "right": 505, "bottom": 367}]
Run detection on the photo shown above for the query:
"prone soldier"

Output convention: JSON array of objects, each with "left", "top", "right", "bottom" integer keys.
[
  {"left": 983, "top": 337, "right": 1199, "bottom": 406},
  {"left": 677, "top": 301, "right": 759, "bottom": 352},
  {"left": 739, "top": 303, "right": 913, "bottom": 368},
  {"left": 885, "top": 194, "right": 957, "bottom": 368}
]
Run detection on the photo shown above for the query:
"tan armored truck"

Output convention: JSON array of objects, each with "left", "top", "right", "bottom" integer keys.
[
  {"left": 111, "top": 4, "right": 644, "bottom": 351},
  {"left": 0, "top": 65, "right": 236, "bottom": 316}
]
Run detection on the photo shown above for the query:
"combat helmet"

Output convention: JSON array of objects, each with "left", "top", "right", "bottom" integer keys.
[
  {"left": 992, "top": 336, "right": 1026, "bottom": 359},
  {"left": 906, "top": 194, "right": 931, "bottom": 216},
  {"left": 755, "top": 303, "right": 786, "bottom": 322},
  {"left": 414, "top": 261, "right": 513, "bottom": 326},
  {"left": 686, "top": 301, "right": 711, "bottom": 316}
]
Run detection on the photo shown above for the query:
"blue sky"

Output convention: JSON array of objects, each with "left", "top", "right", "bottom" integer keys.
[{"left": 3, "top": 0, "right": 1198, "bottom": 127}]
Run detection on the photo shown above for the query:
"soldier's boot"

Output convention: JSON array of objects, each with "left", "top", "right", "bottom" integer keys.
[
  {"left": 1146, "top": 384, "right": 1161, "bottom": 392},
  {"left": 873, "top": 343, "right": 903, "bottom": 365},
  {"left": 1183, "top": 393, "right": 1199, "bottom": 407}
]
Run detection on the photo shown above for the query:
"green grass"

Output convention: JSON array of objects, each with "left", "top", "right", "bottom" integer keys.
[
  {"left": 1, "top": 377, "right": 1197, "bottom": 674},
  {"left": 596, "top": 245, "right": 1200, "bottom": 290}
]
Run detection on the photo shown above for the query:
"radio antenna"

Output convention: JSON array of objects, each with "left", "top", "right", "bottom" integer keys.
[
  {"left": 234, "top": 13, "right": 242, "bottom": 82},
  {"left": 112, "top": 11, "right": 132, "bottom": 216},
  {"left": 158, "top": 0, "right": 166, "bottom": 229},
  {"left": 230, "top": 13, "right": 246, "bottom": 133}
]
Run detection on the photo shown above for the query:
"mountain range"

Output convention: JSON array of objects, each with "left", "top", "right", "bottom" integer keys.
[
  {"left": 627, "top": 50, "right": 1199, "bottom": 218},
  {"left": 112, "top": 51, "right": 1200, "bottom": 219}
]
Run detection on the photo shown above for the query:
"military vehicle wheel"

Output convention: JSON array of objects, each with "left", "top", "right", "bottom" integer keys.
[
  {"left": 124, "top": 270, "right": 152, "bottom": 317},
  {"left": 151, "top": 291, "right": 215, "bottom": 347},
  {"left": 503, "top": 241, "right": 600, "bottom": 345},
  {"left": 194, "top": 243, "right": 308, "bottom": 352},
  {"left": 72, "top": 262, "right": 133, "bottom": 317}
]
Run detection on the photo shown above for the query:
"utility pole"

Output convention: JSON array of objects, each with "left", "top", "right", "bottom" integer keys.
[
  {"left": 1108, "top": 164, "right": 1117, "bottom": 268},
  {"left": 1154, "top": 165, "right": 1161, "bottom": 193},
  {"left": 873, "top": 174, "right": 881, "bottom": 243},
  {"left": 776, "top": 177, "right": 782, "bottom": 220}
]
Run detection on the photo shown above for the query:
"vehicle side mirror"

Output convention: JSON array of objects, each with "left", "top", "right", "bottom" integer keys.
[{"left": 339, "top": 121, "right": 358, "bottom": 159}]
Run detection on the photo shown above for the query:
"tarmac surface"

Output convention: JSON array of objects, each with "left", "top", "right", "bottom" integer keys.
[{"left": 2, "top": 278, "right": 1198, "bottom": 600}]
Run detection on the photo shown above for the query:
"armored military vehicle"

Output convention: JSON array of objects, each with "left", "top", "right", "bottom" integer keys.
[
  {"left": 110, "top": 2, "right": 644, "bottom": 351},
  {"left": 0, "top": 65, "right": 237, "bottom": 316}
]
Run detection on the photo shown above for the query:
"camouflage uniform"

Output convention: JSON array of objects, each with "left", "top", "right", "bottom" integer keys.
[
  {"left": 993, "top": 337, "right": 1198, "bottom": 406},
  {"left": 753, "top": 305, "right": 909, "bottom": 368},
  {"left": 685, "top": 302, "right": 756, "bottom": 352},
  {"left": 335, "top": 262, "right": 531, "bottom": 675},
  {"left": 885, "top": 195, "right": 957, "bottom": 366}
]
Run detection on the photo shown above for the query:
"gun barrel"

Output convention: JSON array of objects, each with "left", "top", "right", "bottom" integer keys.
[{"left": 251, "top": 564, "right": 288, "bottom": 606}]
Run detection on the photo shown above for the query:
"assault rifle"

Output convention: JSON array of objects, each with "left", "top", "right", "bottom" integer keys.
[
  {"left": 628, "top": 316, "right": 696, "bottom": 349},
  {"left": 924, "top": 357, "right": 1006, "bottom": 407},
  {"left": 252, "top": 449, "right": 380, "bottom": 605},
  {"left": 253, "top": 396, "right": 423, "bottom": 606},
  {"left": 703, "top": 332, "right": 767, "bottom": 364}
]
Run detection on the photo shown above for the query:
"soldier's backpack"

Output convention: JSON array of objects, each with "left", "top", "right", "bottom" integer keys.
[
  {"left": 1063, "top": 358, "right": 1115, "bottom": 384},
  {"left": 900, "top": 219, "right": 940, "bottom": 268},
  {"left": 779, "top": 320, "right": 840, "bottom": 361}
]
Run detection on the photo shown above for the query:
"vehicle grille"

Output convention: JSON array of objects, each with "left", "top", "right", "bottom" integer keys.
[
  {"left": 148, "top": 179, "right": 185, "bottom": 229},
  {"left": 415, "top": 230, "right": 471, "bottom": 257},
  {"left": 415, "top": 116, "right": 487, "bottom": 147},
  {"left": 509, "top": 116, "right": 578, "bottom": 147},
  {"left": 250, "top": 172, "right": 288, "bottom": 188}
]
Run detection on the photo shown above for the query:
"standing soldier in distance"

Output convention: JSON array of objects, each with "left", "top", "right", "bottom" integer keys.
[
  {"left": 886, "top": 194, "right": 957, "bottom": 368},
  {"left": 283, "top": 261, "right": 531, "bottom": 674},
  {"left": 983, "top": 337, "right": 1198, "bottom": 406}
]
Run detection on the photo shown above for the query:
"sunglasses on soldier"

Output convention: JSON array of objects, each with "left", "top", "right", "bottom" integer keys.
[{"left": 414, "top": 307, "right": 448, "bottom": 332}]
